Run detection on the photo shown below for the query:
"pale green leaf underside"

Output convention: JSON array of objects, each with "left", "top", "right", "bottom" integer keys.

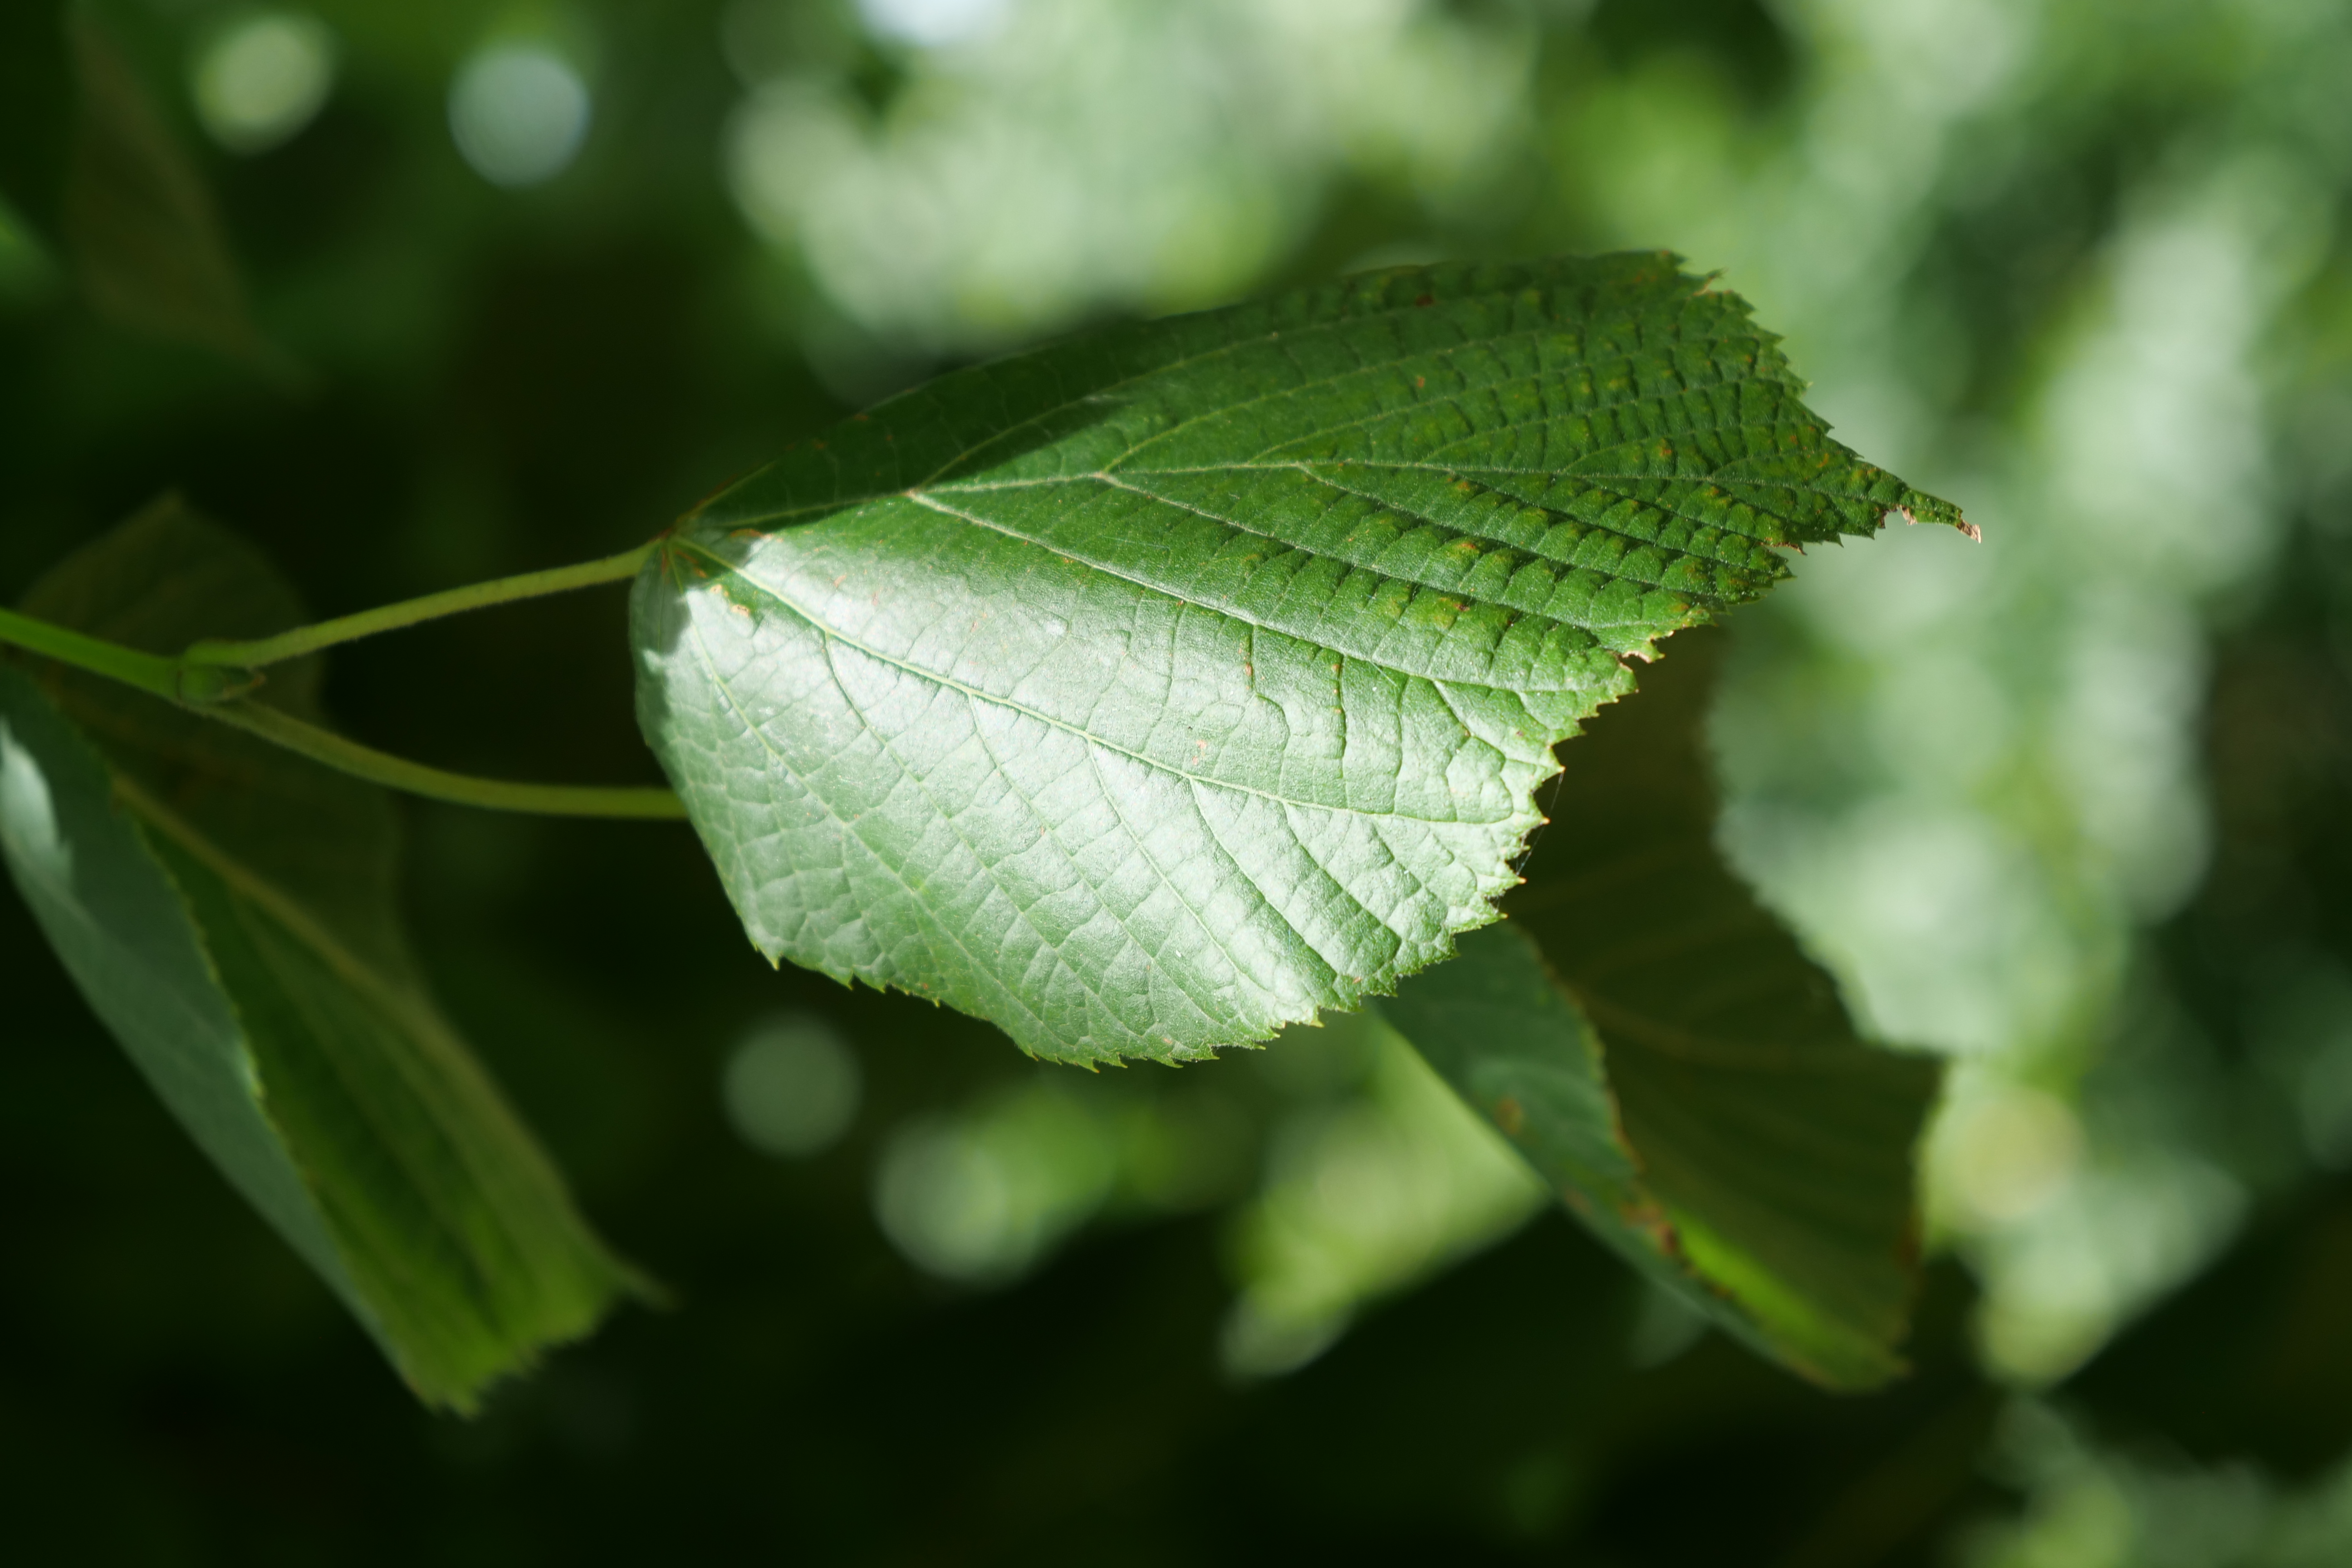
[
  {"left": 2, "top": 504, "right": 642, "bottom": 1411},
  {"left": 635, "top": 253, "right": 1963, "bottom": 1063},
  {"left": 2, "top": 668, "right": 355, "bottom": 1298},
  {"left": 1377, "top": 632, "right": 1940, "bottom": 1388}
]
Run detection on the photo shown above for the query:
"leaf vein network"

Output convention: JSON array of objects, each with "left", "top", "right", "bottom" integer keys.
[
  {"left": 1229, "top": 350, "right": 1784, "bottom": 470},
  {"left": 1093, "top": 319, "right": 1757, "bottom": 474},
  {"left": 972, "top": 708, "right": 1250, "bottom": 1033},
  {"left": 682, "top": 537, "right": 1507, "bottom": 825},
  {"left": 808, "top": 631, "right": 1167, "bottom": 1041},
  {"left": 674, "top": 574, "right": 1052, "bottom": 1039},
  {"left": 889, "top": 493, "right": 1596, "bottom": 697}
]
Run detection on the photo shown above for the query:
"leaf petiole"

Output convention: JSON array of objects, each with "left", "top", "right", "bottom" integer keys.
[
  {"left": 1, "top": 544, "right": 683, "bottom": 819},
  {"left": 206, "top": 701, "right": 686, "bottom": 818},
  {"left": 181, "top": 540, "right": 659, "bottom": 670},
  {"left": 0, "top": 606, "right": 180, "bottom": 699}
]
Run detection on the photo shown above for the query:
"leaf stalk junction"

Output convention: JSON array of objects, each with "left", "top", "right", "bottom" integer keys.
[{"left": 0, "top": 541, "right": 683, "bottom": 819}]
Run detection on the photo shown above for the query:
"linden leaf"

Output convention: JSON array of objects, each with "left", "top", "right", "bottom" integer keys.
[
  {"left": 633, "top": 254, "right": 1965, "bottom": 1062},
  {"left": 0, "top": 500, "right": 645, "bottom": 1411},
  {"left": 1378, "top": 631, "right": 1941, "bottom": 1389}
]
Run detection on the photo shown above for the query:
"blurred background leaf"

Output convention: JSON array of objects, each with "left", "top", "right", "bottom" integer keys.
[
  {"left": 4, "top": 499, "right": 645, "bottom": 1411},
  {"left": 1381, "top": 630, "right": 1941, "bottom": 1392},
  {"left": 62, "top": 10, "right": 285, "bottom": 372}
]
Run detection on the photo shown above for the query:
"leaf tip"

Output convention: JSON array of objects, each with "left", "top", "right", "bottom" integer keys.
[{"left": 1885, "top": 492, "right": 1975, "bottom": 543}]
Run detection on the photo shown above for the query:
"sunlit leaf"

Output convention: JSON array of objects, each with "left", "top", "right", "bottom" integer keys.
[
  {"left": 635, "top": 253, "right": 1966, "bottom": 1062},
  {"left": 0, "top": 499, "right": 645, "bottom": 1411},
  {"left": 1377, "top": 630, "right": 1940, "bottom": 1388}
]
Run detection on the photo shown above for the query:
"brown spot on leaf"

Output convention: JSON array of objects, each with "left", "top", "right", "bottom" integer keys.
[
  {"left": 1414, "top": 294, "right": 1434, "bottom": 307},
  {"left": 1493, "top": 1096, "right": 1526, "bottom": 1137}
]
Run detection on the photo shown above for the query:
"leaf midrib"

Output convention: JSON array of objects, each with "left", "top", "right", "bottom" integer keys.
[
  {"left": 892, "top": 487, "right": 1632, "bottom": 686},
  {"left": 1049, "top": 462, "right": 1785, "bottom": 602},
  {"left": 113, "top": 775, "right": 434, "bottom": 1043},
  {"left": 706, "top": 427, "right": 1852, "bottom": 648},
  {"left": 673, "top": 536, "right": 1533, "bottom": 828},
  {"left": 110, "top": 775, "right": 544, "bottom": 1311},
  {"left": 1088, "top": 326, "right": 1778, "bottom": 476},
  {"left": 709, "top": 340, "right": 1794, "bottom": 532},
  {"left": 675, "top": 555, "right": 1163, "bottom": 1044},
  {"left": 675, "top": 538, "right": 1510, "bottom": 1023}
]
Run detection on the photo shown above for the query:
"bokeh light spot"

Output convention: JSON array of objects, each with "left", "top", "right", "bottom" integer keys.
[
  {"left": 191, "top": 11, "right": 338, "bottom": 155},
  {"left": 872, "top": 1084, "right": 1115, "bottom": 1284},
  {"left": 856, "top": 0, "right": 1008, "bottom": 50},
  {"left": 721, "top": 1013, "right": 861, "bottom": 1158},
  {"left": 1223, "top": 1020, "right": 1545, "bottom": 1378},
  {"left": 448, "top": 44, "right": 593, "bottom": 188},
  {"left": 1940, "top": 1086, "right": 2085, "bottom": 1228}
]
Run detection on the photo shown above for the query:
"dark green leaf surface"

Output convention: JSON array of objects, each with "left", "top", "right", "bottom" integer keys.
[
  {"left": 635, "top": 253, "right": 1965, "bottom": 1062},
  {"left": 1378, "top": 631, "right": 1940, "bottom": 1388},
  {"left": 0, "top": 501, "right": 643, "bottom": 1411}
]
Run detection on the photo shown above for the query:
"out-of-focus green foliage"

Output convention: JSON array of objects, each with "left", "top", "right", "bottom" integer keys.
[
  {"left": 1383, "top": 629, "right": 1941, "bottom": 1391},
  {"left": 61, "top": 12, "right": 279, "bottom": 369},
  {"left": 3, "top": 500, "right": 645, "bottom": 1410},
  {"left": 6, "top": 0, "right": 2352, "bottom": 1561}
]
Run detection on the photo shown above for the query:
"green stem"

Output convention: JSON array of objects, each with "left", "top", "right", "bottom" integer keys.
[
  {"left": 206, "top": 701, "right": 686, "bottom": 819},
  {"left": 0, "top": 606, "right": 180, "bottom": 698},
  {"left": 0, "top": 545, "right": 685, "bottom": 821},
  {"left": 182, "top": 541, "right": 658, "bottom": 670}
]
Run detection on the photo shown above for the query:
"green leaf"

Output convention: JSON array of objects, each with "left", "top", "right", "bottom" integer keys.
[
  {"left": 0, "top": 499, "right": 645, "bottom": 1412},
  {"left": 636, "top": 253, "right": 1966, "bottom": 1063},
  {"left": 1375, "top": 630, "right": 1941, "bottom": 1388}
]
